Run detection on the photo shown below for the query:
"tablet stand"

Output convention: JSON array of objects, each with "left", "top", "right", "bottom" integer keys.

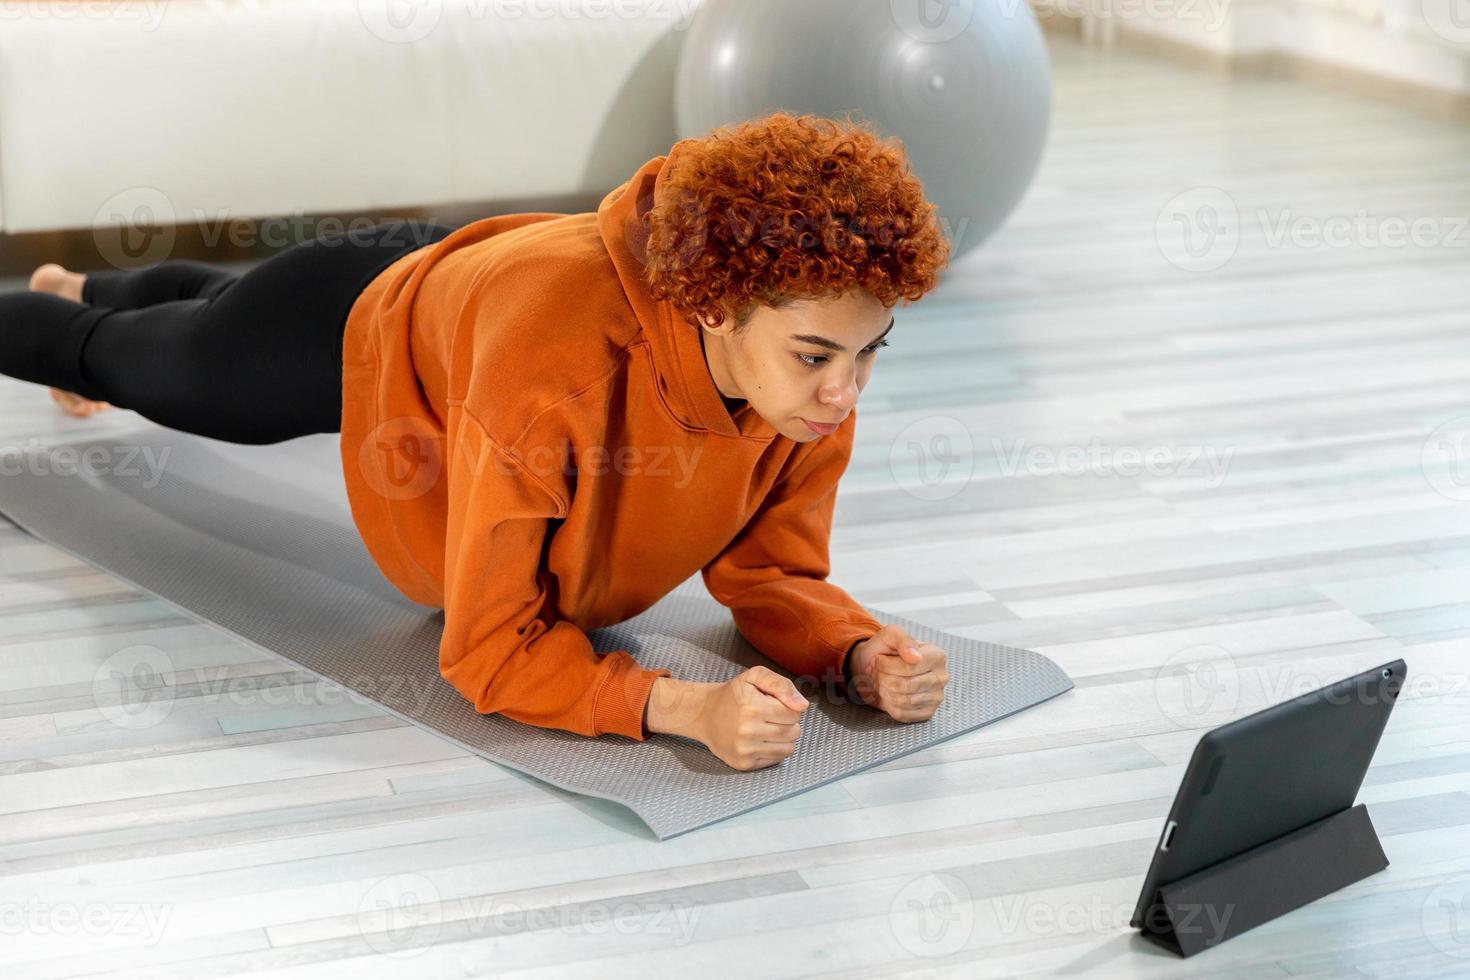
[{"left": 1137, "top": 803, "right": 1389, "bottom": 958}]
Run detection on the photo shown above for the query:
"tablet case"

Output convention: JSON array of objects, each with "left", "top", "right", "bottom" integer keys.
[{"left": 1136, "top": 802, "right": 1389, "bottom": 957}]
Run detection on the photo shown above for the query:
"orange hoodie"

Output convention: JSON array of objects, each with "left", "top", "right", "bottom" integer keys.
[{"left": 338, "top": 143, "right": 883, "bottom": 741}]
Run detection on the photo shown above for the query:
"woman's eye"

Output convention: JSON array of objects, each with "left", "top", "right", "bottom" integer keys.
[{"left": 794, "top": 341, "right": 889, "bottom": 369}]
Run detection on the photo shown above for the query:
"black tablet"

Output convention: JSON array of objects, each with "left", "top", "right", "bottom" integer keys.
[{"left": 1129, "top": 657, "right": 1405, "bottom": 934}]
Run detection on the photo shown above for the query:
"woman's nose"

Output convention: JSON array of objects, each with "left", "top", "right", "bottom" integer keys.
[{"left": 821, "top": 372, "right": 860, "bottom": 411}]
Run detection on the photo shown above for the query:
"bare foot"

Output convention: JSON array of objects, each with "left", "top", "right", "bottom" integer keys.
[
  {"left": 28, "top": 263, "right": 112, "bottom": 417},
  {"left": 49, "top": 388, "right": 113, "bottom": 416},
  {"left": 28, "top": 262, "right": 86, "bottom": 303}
]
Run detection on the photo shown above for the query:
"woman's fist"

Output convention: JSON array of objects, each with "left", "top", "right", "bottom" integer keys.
[
  {"left": 696, "top": 666, "right": 808, "bottom": 771},
  {"left": 848, "top": 625, "right": 950, "bottom": 723}
]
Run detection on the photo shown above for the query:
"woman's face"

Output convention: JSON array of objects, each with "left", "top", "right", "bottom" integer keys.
[{"left": 699, "top": 290, "right": 894, "bottom": 442}]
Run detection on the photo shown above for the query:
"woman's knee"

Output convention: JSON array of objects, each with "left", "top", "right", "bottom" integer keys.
[{"left": 85, "top": 261, "right": 237, "bottom": 308}]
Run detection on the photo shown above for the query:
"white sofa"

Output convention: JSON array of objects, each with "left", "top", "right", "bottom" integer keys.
[{"left": 0, "top": 0, "right": 703, "bottom": 234}]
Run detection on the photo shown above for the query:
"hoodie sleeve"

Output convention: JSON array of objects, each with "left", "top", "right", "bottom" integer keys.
[
  {"left": 437, "top": 407, "right": 671, "bottom": 740},
  {"left": 701, "top": 414, "right": 883, "bottom": 686}
]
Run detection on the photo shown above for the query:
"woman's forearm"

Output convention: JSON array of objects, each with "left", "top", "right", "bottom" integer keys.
[{"left": 645, "top": 677, "right": 716, "bottom": 738}]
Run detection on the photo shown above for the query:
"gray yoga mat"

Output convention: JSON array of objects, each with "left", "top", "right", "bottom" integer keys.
[{"left": 0, "top": 423, "right": 1074, "bottom": 839}]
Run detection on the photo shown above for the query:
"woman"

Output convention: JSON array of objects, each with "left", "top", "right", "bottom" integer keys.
[{"left": 4, "top": 112, "right": 953, "bottom": 771}]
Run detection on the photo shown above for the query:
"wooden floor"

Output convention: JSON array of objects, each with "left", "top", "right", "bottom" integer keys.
[{"left": 4, "top": 33, "right": 1470, "bottom": 979}]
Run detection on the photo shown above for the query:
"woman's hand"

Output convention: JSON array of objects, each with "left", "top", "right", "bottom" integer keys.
[
  {"left": 650, "top": 667, "right": 809, "bottom": 771},
  {"left": 848, "top": 624, "right": 950, "bottom": 723}
]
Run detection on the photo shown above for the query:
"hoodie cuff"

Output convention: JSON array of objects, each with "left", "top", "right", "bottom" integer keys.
[
  {"left": 819, "top": 618, "right": 882, "bottom": 689},
  {"left": 593, "top": 652, "right": 673, "bottom": 741}
]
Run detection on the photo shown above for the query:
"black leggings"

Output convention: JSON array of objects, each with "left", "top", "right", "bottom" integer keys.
[{"left": 0, "top": 219, "right": 456, "bottom": 445}]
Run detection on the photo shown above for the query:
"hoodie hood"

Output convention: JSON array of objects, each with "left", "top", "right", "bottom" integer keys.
[{"left": 597, "top": 142, "right": 777, "bottom": 443}]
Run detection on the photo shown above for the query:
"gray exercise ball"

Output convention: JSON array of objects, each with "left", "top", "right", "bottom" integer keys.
[{"left": 674, "top": 0, "right": 1051, "bottom": 258}]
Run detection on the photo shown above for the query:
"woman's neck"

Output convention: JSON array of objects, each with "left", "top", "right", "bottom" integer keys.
[{"left": 699, "top": 327, "right": 746, "bottom": 414}]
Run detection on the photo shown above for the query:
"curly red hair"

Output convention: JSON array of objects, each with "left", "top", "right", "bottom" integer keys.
[{"left": 641, "top": 111, "right": 951, "bottom": 331}]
